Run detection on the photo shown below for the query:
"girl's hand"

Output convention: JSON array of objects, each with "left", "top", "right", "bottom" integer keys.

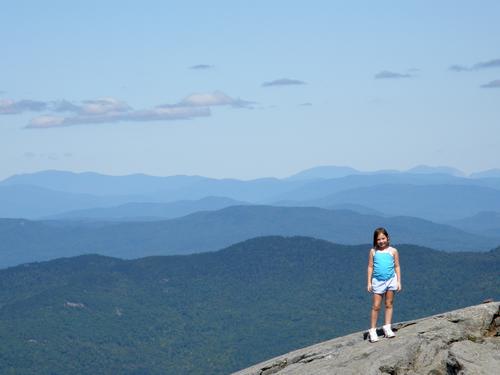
[
  {"left": 367, "top": 283, "right": 372, "bottom": 292},
  {"left": 397, "top": 282, "right": 402, "bottom": 292}
]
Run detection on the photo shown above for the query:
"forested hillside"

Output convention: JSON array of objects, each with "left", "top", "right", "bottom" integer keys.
[{"left": 0, "top": 236, "right": 498, "bottom": 374}]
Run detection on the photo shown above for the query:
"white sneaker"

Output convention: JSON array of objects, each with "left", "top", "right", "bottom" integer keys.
[
  {"left": 383, "top": 324, "right": 395, "bottom": 338},
  {"left": 368, "top": 328, "right": 379, "bottom": 342}
]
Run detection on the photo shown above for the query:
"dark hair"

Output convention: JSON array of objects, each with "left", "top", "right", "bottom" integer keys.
[{"left": 373, "top": 227, "right": 390, "bottom": 247}]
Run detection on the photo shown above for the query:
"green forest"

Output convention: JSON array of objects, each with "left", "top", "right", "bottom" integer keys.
[{"left": 0, "top": 236, "right": 499, "bottom": 374}]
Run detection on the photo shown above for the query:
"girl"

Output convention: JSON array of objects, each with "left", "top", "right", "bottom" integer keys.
[{"left": 367, "top": 227, "right": 401, "bottom": 342}]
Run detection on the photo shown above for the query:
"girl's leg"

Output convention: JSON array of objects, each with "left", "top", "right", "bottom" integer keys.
[
  {"left": 371, "top": 293, "right": 383, "bottom": 328},
  {"left": 384, "top": 290, "right": 395, "bottom": 325}
]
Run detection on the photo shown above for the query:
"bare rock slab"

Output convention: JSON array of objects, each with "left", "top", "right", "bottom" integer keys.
[{"left": 233, "top": 302, "right": 500, "bottom": 375}]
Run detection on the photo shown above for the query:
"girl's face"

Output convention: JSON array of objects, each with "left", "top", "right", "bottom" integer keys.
[{"left": 376, "top": 233, "right": 389, "bottom": 249}]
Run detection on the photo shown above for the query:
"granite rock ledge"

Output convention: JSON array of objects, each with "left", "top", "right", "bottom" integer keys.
[{"left": 233, "top": 302, "right": 500, "bottom": 375}]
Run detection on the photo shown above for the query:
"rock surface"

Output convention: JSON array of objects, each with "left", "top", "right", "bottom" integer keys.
[{"left": 233, "top": 302, "right": 500, "bottom": 375}]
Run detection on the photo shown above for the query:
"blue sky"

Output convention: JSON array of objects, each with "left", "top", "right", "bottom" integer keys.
[{"left": 1, "top": 1, "right": 499, "bottom": 179}]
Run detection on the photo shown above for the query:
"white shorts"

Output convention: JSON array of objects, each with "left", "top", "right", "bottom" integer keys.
[{"left": 372, "top": 275, "right": 398, "bottom": 294}]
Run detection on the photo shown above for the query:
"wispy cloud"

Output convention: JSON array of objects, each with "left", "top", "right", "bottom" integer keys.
[
  {"left": 15, "top": 91, "right": 252, "bottom": 129},
  {"left": 262, "top": 78, "right": 306, "bottom": 87},
  {"left": 26, "top": 107, "right": 212, "bottom": 129},
  {"left": 189, "top": 64, "right": 214, "bottom": 70},
  {"left": 79, "top": 98, "right": 131, "bottom": 115},
  {"left": 0, "top": 99, "right": 47, "bottom": 114},
  {"left": 46, "top": 153, "right": 59, "bottom": 160},
  {"left": 52, "top": 100, "right": 82, "bottom": 113},
  {"left": 374, "top": 71, "right": 412, "bottom": 79},
  {"left": 449, "top": 58, "right": 500, "bottom": 72},
  {"left": 179, "top": 91, "right": 254, "bottom": 108},
  {"left": 23, "top": 151, "right": 73, "bottom": 159},
  {"left": 480, "top": 79, "right": 500, "bottom": 88},
  {"left": 449, "top": 65, "right": 469, "bottom": 72},
  {"left": 1, "top": 98, "right": 130, "bottom": 116},
  {"left": 473, "top": 58, "right": 500, "bottom": 70},
  {"left": 298, "top": 102, "right": 312, "bottom": 106}
]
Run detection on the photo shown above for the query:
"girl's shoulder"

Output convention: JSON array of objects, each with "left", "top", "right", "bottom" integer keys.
[{"left": 389, "top": 246, "right": 398, "bottom": 255}]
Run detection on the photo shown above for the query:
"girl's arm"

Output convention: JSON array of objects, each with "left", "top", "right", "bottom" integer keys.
[
  {"left": 393, "top": 248, "right": 402, "bottom": 291},
  {"left": 367, "top": 248, "right": 374, "bottom": 292}
]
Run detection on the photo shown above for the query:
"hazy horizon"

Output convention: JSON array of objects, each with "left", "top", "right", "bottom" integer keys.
[{"left": 0, "top": 164, "right": 497, "bottom": 181}]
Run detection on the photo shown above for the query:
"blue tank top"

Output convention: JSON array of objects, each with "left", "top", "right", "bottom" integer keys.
[{"left": 373, "top": 247, "right": 395, "bottom": 281}]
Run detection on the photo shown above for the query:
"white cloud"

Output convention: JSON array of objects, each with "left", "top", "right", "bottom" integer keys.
[
  {"left": 4, "top": 91, "right": 252, "bottom": 129},
  {"left": 179, "top": 91, "right": 253, "bottom": 108},
  {"left": 181, "top": 91, "right": 234, "bottom": 106},
  {"left": 28, "top": 115, "right": 65, "bottom": 128},
  {"left": 80, "top": 98, "right": 131, "bottom": 115}
]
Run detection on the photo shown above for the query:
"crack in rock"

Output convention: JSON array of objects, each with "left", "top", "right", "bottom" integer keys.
[
  {"left": 298, "top": 353, "right": 326, "bottom": 364},
  {"left": 259, "top": 359, "right": 287, "bottom": 375},
  {"left": 485, "top": 307, "right": 500, "bottom": 337},
  {"left": 392, "top": 321, "right": 417, "bottom": 330},
  {"left": 258, "top": 352, "right": 328, "bottom": 374},
  {"left": 379, "top": 364, "right": 396, "bottom": 374},
  {"left": 446, "top": 352, "right": 463, "bottom": 375}
]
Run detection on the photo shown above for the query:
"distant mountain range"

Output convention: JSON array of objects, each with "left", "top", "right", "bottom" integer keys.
[
  {"left": 287, "top": 165, "right": 467, "bottom": 180},
  {"left": 0, "top": 170, "right": 310, "bottom": 202},
  {"left": 1, "top": 168, "right": 500, "bottom": 221},
  {"left": 447, "top": 211, "right": 500, "bottom": 238},
  {"left": 287, "top": 165, "right": 364, "bottom": 180},
  {"left": 0, "top": 184, "right": 136, "bottom": 218},
  {"left": 45, "top": 196, "right": 247, "bottom": 221},
  {"left": 0, "top": 170, "right": 206, "bottom": 195},
  {"left": 1, "top": 236, "right": 498, "bottom": 374},
  {"left": 299, "top": 183, "right": 500, "bottom": 222},
  {"left": 469, "top": 168, "right": 500, "bottom": 178},
  {"left": 1, "top": 205, "right": 498, "bottom": 269},
  {"left": 270, "top": 173, "right": 500, "bottom": 203},
  {"left": 1, "top": 166, "right": 500, "bottom": 263}
]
